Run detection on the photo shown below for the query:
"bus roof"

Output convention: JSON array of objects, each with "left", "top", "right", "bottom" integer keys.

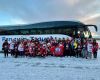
[{"left": 0, "top": 21, "right": 97, "bottom": 31}]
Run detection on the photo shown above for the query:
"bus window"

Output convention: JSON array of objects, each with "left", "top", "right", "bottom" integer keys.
[{"left": 20, "top": 30, "right": 29, "bottom": 35}]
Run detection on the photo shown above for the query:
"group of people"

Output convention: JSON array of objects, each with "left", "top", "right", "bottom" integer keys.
[{"left": 2, "top": 36, "right": 99, "bottom": 59}]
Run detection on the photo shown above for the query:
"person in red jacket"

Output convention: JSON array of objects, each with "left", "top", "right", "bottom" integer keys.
[
  {"left": 92, "top": 39, "right": 99, "bottom": 58},
  {"left": 39, "top": 44, "right": 47, "bottom": 57},
  {"left": 28, "top": 44, "right": 33, "bottom": 57},
  {"left": 50, "top": 43, "right": 56, "bottom": 56},
  {"left": 24, "top": 44, "right": 29, "bottom": 57},
  {"left": 35, "top": 41, "right": 40, "bottom": 56}
]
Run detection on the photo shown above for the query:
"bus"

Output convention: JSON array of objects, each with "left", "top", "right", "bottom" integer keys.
[{"left": 0, "top": 21, "right": 97, "bottom": 50}]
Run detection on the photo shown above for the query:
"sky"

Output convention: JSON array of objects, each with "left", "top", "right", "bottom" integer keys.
[{"left": 0, "top": 0, "right": 100, "bottom": 35}]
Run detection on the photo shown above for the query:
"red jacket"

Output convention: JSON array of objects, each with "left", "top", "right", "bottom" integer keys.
[
  {"left": 50, "top": 46, "right": 55, "bottom": 55},
  {"left": 40, "top": 47, "right": 47, "bottom": 56},
  {"left": 93, "top": 43, "right": 99, "bottom": 53}
]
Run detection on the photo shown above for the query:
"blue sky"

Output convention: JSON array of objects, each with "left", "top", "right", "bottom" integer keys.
[{"left": 0, "top": 0, "right": 100, "bottom": 35}]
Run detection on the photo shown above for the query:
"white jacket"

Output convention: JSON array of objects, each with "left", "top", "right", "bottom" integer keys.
[
  {"left": 18, "top": 44, "right": 24, "bottom": 51},
  {"left": 87, "top": 43, "right": 93, "bottom": 53}
]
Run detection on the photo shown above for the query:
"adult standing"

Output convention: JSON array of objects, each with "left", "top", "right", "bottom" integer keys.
[
  {"left": 80, "top": 31, "right": 85, "bottom": 47},
  {"left": 18, "top": 42, "right": 24, "bottom": 57},
  {"left": 2, "top": 40, "right": 9, "bottom": 58}
]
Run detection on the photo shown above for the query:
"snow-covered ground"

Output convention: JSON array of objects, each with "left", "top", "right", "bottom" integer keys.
[{"left": 0, "top": 50, "right": 100, "bottom": 80}]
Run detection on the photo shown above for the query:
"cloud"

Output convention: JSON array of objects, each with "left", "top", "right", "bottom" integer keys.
[
  {"left": 0, "top": 0, "right": 100, "bottom": 38},
  {"left": 79, "top": 13, "right": 100, "bottom": 23},
  {"left": 66, "top": 0, "right": 79, "bottom": 6},
  {"left": 0, "top": 18, "right": 27, "bottom": 26},
  {"left": 79, "top": 13, "right": 100, "bottom": 34},
  {"left": 0, "top": 0, "right": 100, "bottom": 34},
  {"left": 10, "top": 18, "right": 27, "bottom": 25}
]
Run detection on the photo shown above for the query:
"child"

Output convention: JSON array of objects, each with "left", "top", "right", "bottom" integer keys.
[
  {"left": 9, "top": 40, "right": 15, "bottom": 56},
  {"left": 87, "top": 39, "right": 93, "bottom": 59},
  {"left": 50, "top": 44, "right": 56, "bottom": 56},
  {"left": 92, "top": 39, "right": 99, "bottom": 58},
  {"left": 81, "top": 39, "right": 87, "bottom": 58},
  {"left": 73, "top": 39, "right": 78, "bottom": 57},
  {"left": 40, "top": 44, "right": 47, "bottom": 57},
  {"left": 14, "top": 42, "right": 19, "bottom": 58},
  {"left": 29, "top": 43, "right": 35, "bottom": 57},
  {"left": 24, "top": 44, "right": 29, "bottom": 57},
  {"left": 77, "top": 42, "right": 82, "bottom": 58}
]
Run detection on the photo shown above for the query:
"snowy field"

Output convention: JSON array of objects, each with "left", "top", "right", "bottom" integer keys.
[{"left": 0, "top": 50, "right": 100, "bottom": 80}]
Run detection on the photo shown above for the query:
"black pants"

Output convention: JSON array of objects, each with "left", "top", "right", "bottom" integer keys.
[
  {"left": 93, "top": 52, "right": 97, "bottom": 58},
  {"left": 66, "top": 49, "right": 71, "bottom": 57},
  {"left": 69, "top": 49, "right": 71, "bottom": 57},
  {"left": 19, "top": 51, "right": 24, "bottom": 57},
  {"left": 74, "top": 49, "right": 77, "bottom": 57},
  {"left": 11, "top": 49, "right": 14, "bottom": 56},
  {"left": 14, "top": 51, "right": 18, "bottom": 58},
  {"left": 4, "top": 50, "right": 8, "bottom": 57},
  {"left": 63, "top": 49, "right": 66, "bottom": 56},
  {"left": 70, "top": 49, "right": 74, "bottom": 57},
  {"left": 77, "top": 50, "right": 81, "bottom": 58}
]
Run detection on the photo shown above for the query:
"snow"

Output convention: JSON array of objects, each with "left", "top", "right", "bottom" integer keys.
[{"left": 0, "top": 50, "right": 100, "bottom": 80}]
